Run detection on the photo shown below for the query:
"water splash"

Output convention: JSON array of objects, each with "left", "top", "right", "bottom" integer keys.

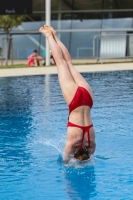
[{"left": 34, "top": 137, "right": 65, "bottom": 154}]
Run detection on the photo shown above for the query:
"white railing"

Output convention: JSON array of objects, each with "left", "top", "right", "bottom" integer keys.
[{"left": 93, "top": 33, "right": 133, "bottom": 63}]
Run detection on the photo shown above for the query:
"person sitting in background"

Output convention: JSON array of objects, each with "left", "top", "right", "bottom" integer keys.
[{"left": 28, "top": 50, "right": 43, "bottom": 67}]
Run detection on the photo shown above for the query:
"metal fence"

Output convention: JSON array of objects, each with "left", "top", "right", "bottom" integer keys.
[{"left": 93, "top": 33, "right": 133, "bottom": 63}]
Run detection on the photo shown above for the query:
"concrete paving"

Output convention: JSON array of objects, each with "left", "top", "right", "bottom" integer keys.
[{"left": 0, "top": 63, "right": 133, "bottom": 77}]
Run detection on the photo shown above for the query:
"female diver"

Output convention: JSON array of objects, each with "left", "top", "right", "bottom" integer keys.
[{"left": 39, "top": 25, "right": 96, "bottom": 163}]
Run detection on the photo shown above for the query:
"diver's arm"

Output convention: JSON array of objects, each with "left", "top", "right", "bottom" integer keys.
[
  {"left": 63, "top": 142, "right": 73, "bottom": 163},
  {"left": 88, "top": 140, "right": 96, "bottom": 155}
]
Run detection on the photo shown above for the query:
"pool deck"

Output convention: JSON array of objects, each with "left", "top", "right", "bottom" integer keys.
[{"left": 0, "top": 63, "right": 133, "bottom": 77}]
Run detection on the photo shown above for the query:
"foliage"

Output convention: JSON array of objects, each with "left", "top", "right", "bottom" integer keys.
[{"left": 0, "top": 15, "right": 26, "bottom": 33}]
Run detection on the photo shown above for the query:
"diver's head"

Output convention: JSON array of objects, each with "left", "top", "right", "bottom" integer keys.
[
  {"left": 74, "top": 146, "right": 90, "bottom": 161},
  {"left": 33, "top": 49, "right": 38, "bottom": 57}
]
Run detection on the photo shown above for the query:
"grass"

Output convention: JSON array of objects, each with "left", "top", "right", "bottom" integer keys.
[
  {"left": 73, "top": 61, "right": 133, "bottom": 65},
  {"left": 0, "top": 64, "right": 28, "bottom": 69},
  {"left": 0, "top": 60, "right": 133, "bottom": 69}
]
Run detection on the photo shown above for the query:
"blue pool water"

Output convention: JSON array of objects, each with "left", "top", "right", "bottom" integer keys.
[{"left": 0, "top": 70, "right": 133, "bottom": 200}]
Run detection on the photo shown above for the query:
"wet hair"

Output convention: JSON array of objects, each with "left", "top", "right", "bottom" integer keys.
[
  {"left": 33, "top": 50, "right": 38, "bottom": 53},
  {"left": 74, "top": 146, "right": 90, "bottom": 161}
]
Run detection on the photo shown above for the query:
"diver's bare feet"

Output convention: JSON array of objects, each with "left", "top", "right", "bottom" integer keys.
[
  {"left": 39, "top": 27, "right": 52, "bottom": 37},
  {"left": 44, "top": 25, "right": 56, "bottom": 37}
]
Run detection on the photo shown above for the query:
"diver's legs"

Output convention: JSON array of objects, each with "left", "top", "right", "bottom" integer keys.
[
  {"left": 39, "top": 27, "right": 78, "bottom": 104},
  {"left": 50, "top": 27, "right": 92, "bottom": 95}
]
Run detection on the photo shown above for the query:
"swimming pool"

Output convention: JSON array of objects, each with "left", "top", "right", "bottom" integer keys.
[{"left": 0, "top": 70, "right": 133, "bottom": 200}]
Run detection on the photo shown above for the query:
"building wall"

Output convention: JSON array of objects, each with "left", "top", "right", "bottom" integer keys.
[{"left": 1, "top": 0, "right": 133, "bottom": 59}]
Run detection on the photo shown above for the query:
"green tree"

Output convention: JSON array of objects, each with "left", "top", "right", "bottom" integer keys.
[
  {"left": 0, "top": 15, "right": 26, "bottom": 65},
  {"left": 0, "top": 15, "right": 26, "bottom": 34}
]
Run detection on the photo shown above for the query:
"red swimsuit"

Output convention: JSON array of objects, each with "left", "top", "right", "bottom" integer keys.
[{"left": 67, "top": 87, "right": 93, "bottom": 148}]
